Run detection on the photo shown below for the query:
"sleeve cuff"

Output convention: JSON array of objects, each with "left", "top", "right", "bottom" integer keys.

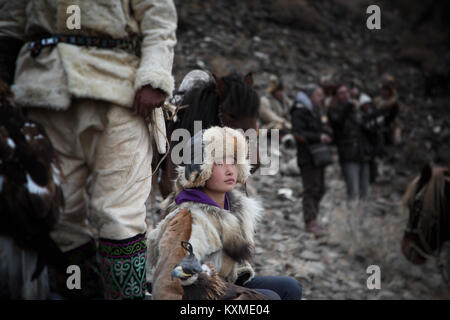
[
  {"left": 234, "top": 261, "right": 256, "bottom": 285},
  {"left": 135, "top": 67, "right": 175, "bottom": 97}
]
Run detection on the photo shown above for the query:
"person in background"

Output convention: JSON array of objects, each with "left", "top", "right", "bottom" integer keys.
[
  {"left": 373, "top": 74, "right": 401, "bottom": 146},
  {"left": 349, "top": 78, "right": 366, "bottom": 102},
  {"left": 358, "top": 93, "right": 384, "bottom": 184},
  {"left": 291, "top": 84, "right": 332, "bottom": 236},
  {"left": 328, "top": 84, "right": 372, "bottom": 207},
  {"left": 259, "top": 74, "right": 292, "bottom": 133},
  {"left": 320, "top": 74, "right": 337, "bottom": 109}
]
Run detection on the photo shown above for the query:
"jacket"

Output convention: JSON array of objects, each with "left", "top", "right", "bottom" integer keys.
[
  {"left": 360, "top": 103, "right": 398, "bottom": 157},
  {"left": 290, "top": 100, "right": 332, "bottom": 166},
  {"left": 0, "top": 0, "right": 177, "bottom": 153},
  {"left": 328, "top": 101, "right": 376, "bottom": 162},
  {"left": 147, "top": 189, "right": 263, "bottom": 299},
  {"left": 259, "top": 93, "right": 292, "bottom": 130}
]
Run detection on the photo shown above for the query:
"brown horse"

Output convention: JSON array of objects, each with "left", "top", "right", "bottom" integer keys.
[
  {"left": 154, "top": 71, "right": 260, "bottom": 201},
  {"left": 402, "top": 163, "right": 450, "bottom": 281}
]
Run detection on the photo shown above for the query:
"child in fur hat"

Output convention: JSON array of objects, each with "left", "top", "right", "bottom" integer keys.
[{"left": 147, "top": 126, "right": 302, "bottom": 300}]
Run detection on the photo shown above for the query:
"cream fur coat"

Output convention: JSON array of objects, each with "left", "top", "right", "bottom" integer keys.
[
  {"left": 147, "top": 189, "right": 264, "bottom": 300},
  {"left": 0, "top": 0, "right": 177, "bottom": 153}
]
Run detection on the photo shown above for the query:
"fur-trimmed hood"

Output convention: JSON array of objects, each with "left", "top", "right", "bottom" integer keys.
[
  {"left": 147, "top": 188, "right": 264, "bottom": 298},
  {"left": 175, "top": 126, "right": 251, "bottom": 191}
]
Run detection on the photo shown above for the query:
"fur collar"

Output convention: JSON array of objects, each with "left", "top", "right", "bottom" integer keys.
[{"left": 147, "top": 188, "right": 263, "bottom": 270}]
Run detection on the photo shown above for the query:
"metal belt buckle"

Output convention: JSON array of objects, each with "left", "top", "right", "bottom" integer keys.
[
  {"left": 29, "top": 41, "right": 42, "bottom": 58},
  {"left": 29, "top": 36, "right": 59, "bottom": 58},
  {"left": 41, "top": 36, "right": 58, "bottom": 46}
]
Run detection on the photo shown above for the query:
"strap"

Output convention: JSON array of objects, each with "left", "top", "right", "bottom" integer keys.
[{"left": 29, "top": 34, "right": 139, "bottom": 57}]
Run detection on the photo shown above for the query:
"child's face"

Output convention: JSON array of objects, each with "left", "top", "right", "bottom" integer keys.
[{"left": 205, "top": 156, "right": 238, "bottom": 193}]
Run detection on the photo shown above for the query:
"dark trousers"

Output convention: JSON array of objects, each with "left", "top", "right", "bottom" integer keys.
[
  {"left": 300, "top": 165, "right": 325, "bottom": 224},
  {"left": 244, "top": 276, "right": 303, "bottom": 300}
]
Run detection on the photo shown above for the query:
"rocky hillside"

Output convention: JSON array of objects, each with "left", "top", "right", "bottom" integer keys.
[{"left": 172, "top": 0, "right": 450, "bottom": 170}]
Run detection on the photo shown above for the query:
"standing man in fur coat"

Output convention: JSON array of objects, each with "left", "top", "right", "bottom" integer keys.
[{"left": 0, "top": 0, "right": 177, "bottom": 299}]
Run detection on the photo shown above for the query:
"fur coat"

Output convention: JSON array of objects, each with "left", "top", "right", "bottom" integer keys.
[
  {"left": 147, "top": 188, "right": 264, "bottom": 300},
  {"left": 0, "top": 0, "right": 177, "bottom": 153}
]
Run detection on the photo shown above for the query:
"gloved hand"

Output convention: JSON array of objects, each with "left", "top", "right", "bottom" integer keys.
[{"left": 132, "top": 84, "right": 167, "bottom": 123}]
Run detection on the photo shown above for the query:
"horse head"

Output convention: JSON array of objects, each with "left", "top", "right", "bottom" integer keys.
[
  {"left": 212, "top": 72, "right": 259, "bottom": 132},
  {"left": 402, "top": 163, "right": 450, "bottom": 264},
  {"left": 213, "top": 72, "right": 260, "bottom": 173},
  {"left": 157, "top": 71, "right": 261, "bottom": 199}
]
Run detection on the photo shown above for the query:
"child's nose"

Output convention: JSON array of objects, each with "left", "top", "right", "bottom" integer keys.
[{"left": 224, "top": 164, "right": 234, "bottom": 174}]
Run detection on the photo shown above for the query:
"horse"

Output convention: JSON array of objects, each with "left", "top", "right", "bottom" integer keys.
[
  {"left": 401, "top": 163, "right": 450, "bottom": 282},
  {"left": 154, "top": 71, "right": 260, "bottom": 201}
]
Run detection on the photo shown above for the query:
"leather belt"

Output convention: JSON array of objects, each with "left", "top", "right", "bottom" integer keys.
[{"left": 28, "top": 34, "right": 140, "bottom": 57}]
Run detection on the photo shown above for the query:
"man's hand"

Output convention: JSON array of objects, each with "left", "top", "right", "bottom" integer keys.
[
  {"left": 283, "top": 120, "right": 292, "bottom": 130},
  {"left": 132, "top": 85, "right": 167, "bottom": 123},
  {"left": 293, "top": 133, "right": 307, "bottom": 144}
]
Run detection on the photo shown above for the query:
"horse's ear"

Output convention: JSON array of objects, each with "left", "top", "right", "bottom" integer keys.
[
  {"left": 244, "top": 72, "right": 254, "bottom": 87},
  {"left": 212, "top": 74, "right": 228, "bottom": 101}
]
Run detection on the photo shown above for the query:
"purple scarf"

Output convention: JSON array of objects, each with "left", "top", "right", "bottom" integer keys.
[{"left": 175, "top": 188, "right": 230, "bottom": 210}]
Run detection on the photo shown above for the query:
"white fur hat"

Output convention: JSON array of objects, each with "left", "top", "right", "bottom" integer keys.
[{"left": 176, "top": 126, "right": 251, "bottom": 190}]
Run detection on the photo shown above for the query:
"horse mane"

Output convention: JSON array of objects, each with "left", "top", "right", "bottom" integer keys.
[
  {"left": 404, "top": 166, "right": 449, "bottom": 212},
  {"left": 403, "top": 165, "right": 450, "bottom": 247},
  {"left": 175, "top": 80, "right": 221, "bottom": 136},
  {"left": 174, "top": 73, "right": 260, "bottom": 137},
  {"left": 220, "top": 74, "right": 259, "bottom": 118},
  {"left": 423, "top": 167, "right": 449, "bottom": 217},
  {"left": 403, "top": 175, "right": 421, "bottom": 210}
]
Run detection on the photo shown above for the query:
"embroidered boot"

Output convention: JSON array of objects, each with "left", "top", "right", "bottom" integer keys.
[
  {"left": 49, "top": 239, "right": 104, "bottom": 299},
  {"left": 98, "top": 233, "right": 147, "bottom": 300}
]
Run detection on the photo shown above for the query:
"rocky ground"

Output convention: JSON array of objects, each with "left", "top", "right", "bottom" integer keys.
[
  {"left": 146, "top": 0, "right": 449, "bottom": 299},
  {"left": 171, "top": 0, "right": 450, "bottom": 168},
  {"left": 249, "top": 143, "right": 449, "bottom": 300}
]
